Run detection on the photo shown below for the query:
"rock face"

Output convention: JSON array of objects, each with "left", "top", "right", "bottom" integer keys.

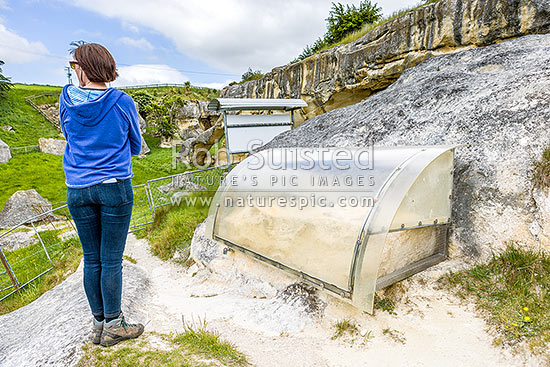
[
  {"left": 0, "top": 190, "right": 55, "bottom": 229},
  {"left": 0, "top": 137, "right": 11, "bottom": 163},
  {"left": 0, "top": 260, "right": 149, "bottom": 367},
  {"left": 38, "top": 137, "right": 66, "bottom": 155},
  {"left": 222, "top": 0, "right": 550, "bottom": 125},
  {"left": 262, "top": 34, "right": 550, "bottom": 260}
]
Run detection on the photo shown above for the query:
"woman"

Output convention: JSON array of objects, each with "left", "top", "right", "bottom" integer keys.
[{"left": 59, "top": 42, "right": 144, "bottom": 347}]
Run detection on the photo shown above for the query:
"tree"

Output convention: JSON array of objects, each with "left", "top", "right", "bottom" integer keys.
[
  {"left": 325, "top": 1, "right": 381, "bottom": 44},
  {"left": 294, "top": 1, "right": 382, "bottom": 62},
  {"left": 0, "top": 60, "right": 13, "bottom": 96},
  {"left": 241, "top": 67, "right": 263, "bottom": 82}
]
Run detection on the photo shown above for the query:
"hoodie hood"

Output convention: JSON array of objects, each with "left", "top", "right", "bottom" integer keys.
[{"left": 60, "top": 85, "right": 124, "bottom": 126}]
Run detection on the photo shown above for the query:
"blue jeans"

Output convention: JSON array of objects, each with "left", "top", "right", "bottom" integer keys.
[{"left": 67, "top": 178, "right": 134, "bottom": 319}]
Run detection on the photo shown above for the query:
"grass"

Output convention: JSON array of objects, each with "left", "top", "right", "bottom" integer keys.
[
  {"left": 331, "top": 318, "right": 359, "bottom": 340},
  {"left": 441, "top": 244, "right": 550, "bottom": 357},
  {"left": 0, "top": 134, "right": 194, "bottom": 209},
  {"left": 0, "top": 227, "right": 82, "bottom": 315},
  {"left": 532, "top": 147, "right": 550, "bottom": 190},
  {"left": 0, "top": 84, "right": 61, "bottom": 147},
  {"left": 78, "top": 318, "right": 248, "bottom": 367},
  {"left": 374, "top": 295, "right": 396, "bottom": 315},
  {"left": 136, "top": 197, "right": 211, "bottom": 260},
  {"left": 0, "top": 152, "right": 67, "bottom": 208},
  {"left": 123, "top": 85, "right": 219, "bottom": 102},
  {"left": 131, "top": 134, "right": 191, "bottom": 185},
  {"left": 292, "top": 0, "right": 440, "bottom": 62}
]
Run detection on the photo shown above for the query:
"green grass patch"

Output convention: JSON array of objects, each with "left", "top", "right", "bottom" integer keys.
[
  {"left": 137, "top": 197, "right": 211, "bottom": 261},
  {"left": 0, "top": 227, "right": 82, "bottom": 315},
  {"left": 0, "top": 84, "right": 61, "bottom": 147},
  {"left": 0, "top": 152, "right": 66, "bottom": 209},
  {"left": 331, "top": 318, "right": 359, "bottom": 340},
  {"left": 131, "top": 134, "right": 191, "bottom": 185},
  {"left": 78, "top": 321, "right": 248, "bottom": 367},
  {"left": 441, "top": 244, "right": 550, "bottom": 357},
  {"left": 533, "top": 147, "right": 550, "bottom": 190}
]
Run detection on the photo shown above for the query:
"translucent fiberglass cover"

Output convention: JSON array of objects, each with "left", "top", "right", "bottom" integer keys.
[
  {"left": 210, "top": 148, "right": 414, "bottom": 286},
  {"left": 206, "top": 146, "right": 457, "bottom": 312}
]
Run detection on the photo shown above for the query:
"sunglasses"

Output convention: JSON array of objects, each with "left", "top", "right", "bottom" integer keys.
[{"left": 69, "top": 61, "right": 79, "bottom": 70}]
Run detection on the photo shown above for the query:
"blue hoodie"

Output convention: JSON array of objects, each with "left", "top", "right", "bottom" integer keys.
[{"left": 59, "top": 85, "right": 142, "bottom": 188}]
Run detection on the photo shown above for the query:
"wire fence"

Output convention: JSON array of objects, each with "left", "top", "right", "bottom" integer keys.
[
  {"left": 0, "top": 205, "right": 79, "bottom": 301},
  {"left": 10, "top": 145, "right": 40, "bottom": 155},
  {"left": 0, "top": 163, "right": 236, "bottom": 302}
]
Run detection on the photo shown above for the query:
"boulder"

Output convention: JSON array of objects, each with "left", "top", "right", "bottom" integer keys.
[
  {"left": 262, "top": 34, "right": 550, "bottom": 260},
  {"left": 0, "top": 260, "right": 149, "bottom": 367},
  {"left": 38, "top": 138, "right": 66, "bottom": 155},
  {"left": 221, "top": 0, "right": 550, "bottom": 125},
  {"left": 177, "top": 116, "right": 225, "bottom": 166},
  {"left": 1, "top": 125, "right": 15, "bottom": 133},
  {"left": 0, "top": 137, "right": 11, "bottom": 163},
  {"left": 133, "top": 101, "right": 150, "bottom": 157},
  {"left": 0, "top": 190, "right": 56, "bottom": 229}
]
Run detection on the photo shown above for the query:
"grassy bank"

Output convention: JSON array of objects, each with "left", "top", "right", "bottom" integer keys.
[
  {"left": 135, "top": 198, "right": 211, "bottom": 261},
  {"left": 442, "top": 245, "right": 550, "bottom": 358},
  {"left": 0, "top": 134, "right": 190, "bottom": 209},
  {"left": 0, "top": 84, "right": 61, "bottom": 147}
]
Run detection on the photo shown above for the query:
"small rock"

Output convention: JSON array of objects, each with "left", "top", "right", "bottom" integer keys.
[
  {"left": 38, "top": 137, "right": 66, "bottom": 155},
  {"left": 0, "top": 125, "right": 15, "bottom": 133},
  {"left": 0, "top": 137, "right": 11, "bottom": 163}
]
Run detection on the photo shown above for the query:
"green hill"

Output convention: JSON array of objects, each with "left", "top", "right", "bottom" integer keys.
[{"left": 0, "top": 84, "right": 200, "bottom": 209}]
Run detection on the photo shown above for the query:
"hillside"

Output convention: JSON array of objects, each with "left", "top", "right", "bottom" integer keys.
[{"left": 0, "top": 84, "right": 211, "bottom": 209}]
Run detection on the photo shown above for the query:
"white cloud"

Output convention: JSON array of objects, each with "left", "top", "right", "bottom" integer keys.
[
  {"left": 0, "top": 23, "right": 50, "bottom": 63},
  {"left": 66, "top": 0, "right": 421, "bottom": 74},
  {"left": 196, "top": 80, "right": 233, "bottom": 90},
  {"left": 111, "top": 64, "right": 189, "bottom": 87},
  {"left": 118, "top": 37, "right": 154, "bottom": 51},
  {"left": 121, "top": 21, "right": 139, "bottom": 34},
  {"left": 0, "top": 0, "right": 9, "bottom": 10}
]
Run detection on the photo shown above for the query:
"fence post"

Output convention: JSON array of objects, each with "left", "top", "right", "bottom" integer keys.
[{"left": 0, "top": 248, "right": 20, "bottom": 293}]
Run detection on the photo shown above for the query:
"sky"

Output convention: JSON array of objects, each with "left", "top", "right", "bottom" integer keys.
[{"left": 0, "top": 0, "right": 421, "bottom": 89}]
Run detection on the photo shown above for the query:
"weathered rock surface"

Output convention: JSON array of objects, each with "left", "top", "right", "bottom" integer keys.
[
  {"left": 222, "top": 0, "right": 550, "bottom": 125},
  {"left": 0, "top": 190, "right": 55, "bottom": 229},
  {"left": 134, "top": 101, "right": 151, "bottom": 156},
  {"left": 262, "top": 34, "right": 550, "bottom": 260},
  {"left": 177, "top": 116, "right": 225, "bottom": 166},
  {"left": 0, "top": 260, "right": 149, "bottom": 367},
  {"left": 38, "top": 137, "right": 66, "bottom": 155},
  {"left": 0, "top": 125, "right": 14, "bottom": 133},
  {"left": 0, "top": 137, "right": 11, "bottom": 163}
]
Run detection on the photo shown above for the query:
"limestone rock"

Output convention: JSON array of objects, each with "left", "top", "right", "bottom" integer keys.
[
  {"left": 0, "top": 190, "right": 55, "bottom": 229},
  {"left": 1, "top": 125, "right": 15, "bottom": 133},
  {"left": 262, "top": 34, "right": 550, "bottom": 260},
  {"left": 222, "top": 0, "right": 550, "bottom": 125},
  {"left": 177, "top": 116, "right": 225, "bottom": 166},
  {"left": 0, "top": 137, "right": 11, "bottom": 163},
  {"left": 0, "top": 260, "right": 149, "bottom": 367},
  {"left": 38, "top": 137, "right": 66, "bottom": 155}
]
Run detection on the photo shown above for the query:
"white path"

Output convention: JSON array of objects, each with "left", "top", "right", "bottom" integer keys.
[{"left": 124, "top": 233, "right": 541, "bottom": 367}]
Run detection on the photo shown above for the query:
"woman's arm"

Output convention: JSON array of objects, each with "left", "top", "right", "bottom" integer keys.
[{"left": 125, "top": 96, "right": 143, "bottom": 156}]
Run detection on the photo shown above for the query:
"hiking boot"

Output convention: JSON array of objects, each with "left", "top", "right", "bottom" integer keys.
[
  {"left": 92, "top": 318, "right": 104, "bottom": 344},
  {"left": 100, "top": 312, "right": 144, "bottom": 347}
]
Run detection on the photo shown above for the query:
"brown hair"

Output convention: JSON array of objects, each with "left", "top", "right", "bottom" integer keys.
[{"left": 73, "top": 43, "right": 118, "bottom": 83}]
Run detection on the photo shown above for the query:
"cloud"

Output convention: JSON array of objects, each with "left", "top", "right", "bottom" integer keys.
[
  {"left": 196, "top": 80, "right": 233, "bottom": 90},
  {"left": 121, "top": 21, "right": 139, "bottom": 34},
  {"left": 0, "top": 23, "right": 50, "bottom": 63},
  {"left": 118, "top": 37, "right": 154, "bottom": 51},
  {"left": 0, "top": 0, "right": 9, "bottom": 10},
  {"left": 66, "top": 0, "right": 335, "bottom": 74},
  {"left": 111, "top": 64, "right": 189, "bottom": 86}
]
